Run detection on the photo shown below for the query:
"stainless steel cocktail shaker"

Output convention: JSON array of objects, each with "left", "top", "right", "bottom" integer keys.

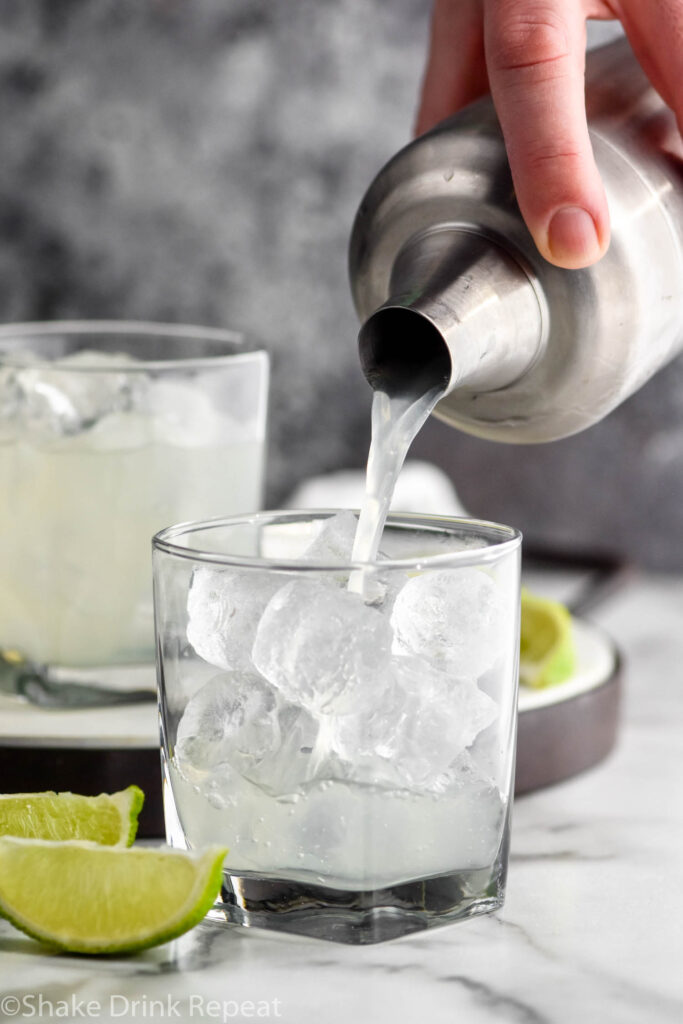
[{"left": 349, "top": 38, "right": 683, "bottom": 442}]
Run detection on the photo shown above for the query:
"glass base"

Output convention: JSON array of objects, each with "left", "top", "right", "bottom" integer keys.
[
  {"left": 163, "top": 767, "right": 512, "bottom": 945},
  {"left": 211, "top": 857, "right": 507, "bottom": 945}
]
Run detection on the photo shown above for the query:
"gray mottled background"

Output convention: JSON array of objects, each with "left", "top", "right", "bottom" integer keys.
[{"left": 0, "top": 3, "right": 680, "bottom": 567}]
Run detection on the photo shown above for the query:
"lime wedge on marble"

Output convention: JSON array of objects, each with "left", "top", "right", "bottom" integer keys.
[
  {"left": 0, "top": 838, "right": 227, "bottom": 954},
  {"left": 520, "top": 589, "right": 576, "bottom": 689},
  {"left": 0, "top": 786, "right": 144, "bottom": 846}
]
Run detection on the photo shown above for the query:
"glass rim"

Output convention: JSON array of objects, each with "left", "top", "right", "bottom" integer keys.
[
  {"left": 0, "top": 319, "right": 267, "bottom": 372},
  {"left": 152, "top": 509, "right": 522, "bottom": 572}
]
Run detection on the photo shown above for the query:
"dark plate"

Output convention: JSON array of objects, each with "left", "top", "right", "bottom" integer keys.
[{"left": 516, "top": 618, "right": 621, "bottom": 794}]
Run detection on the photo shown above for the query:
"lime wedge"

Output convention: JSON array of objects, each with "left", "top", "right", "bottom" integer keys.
[
  {"left": 0, "top": 838, "right": 227, "bottom": 954},
  {"left": 520, "top": 589, "right": 576, "bottom": 689},
  {"left": 0, "top": 787, "right": 144, "bottom": 846}
]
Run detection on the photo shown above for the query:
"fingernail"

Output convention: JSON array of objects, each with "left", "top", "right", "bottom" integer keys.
[{"left": 547, "top": 207, "right": 601, "bottom": 265}]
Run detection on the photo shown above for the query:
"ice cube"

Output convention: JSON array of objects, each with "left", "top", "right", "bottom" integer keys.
[
  {"left": 330, "top": 655, "right": 498, "bottom": 790},
  {"left": 0, "top": 357, "right": 36, "bottom": 439},
  {"left": 186, "top": 567, "right": 279, "bottom": 672},
  {"left": 82, "top": 411, "right": 154, "bottom": 450},
  {"left": 328, "top": 665, "right": 405, "bottom": 764},
  {"left": 427, "top": 749, "right": 497, "bottom": 796},
  {"left": 301, "top": 511, "right": 403, "bottom": 603},
  {"left": 364, "top": 567, "right": 411, "bottom": 613},
  {"left": 250, "top": 699, "right": 326, "bottom": 796},
  {"left": 252, "top": 578, "right": 393, "bottom": 714},
  {"left": 301, "top": 510, "right": 358, "bottom": 563},
  {"left": 9, "top": 350, "right": 144, "bottom": 439},
  {"left": 175, "top": 671, "right": 280, "bottom": 772},
  {"left": 392, "top": 658, "right": 498, "bottom": 785},
  {"left": 391, "top": 567, "right": 505, "bottom": 676},
  {"left": 149, "top": 379, "right": 240, "bottom": 448},
  {"left": 302, "top": 510, "right": 384, "bottom": 594},
  {"left": 175, "top": 671, "right": 323, "bottom": 797}
]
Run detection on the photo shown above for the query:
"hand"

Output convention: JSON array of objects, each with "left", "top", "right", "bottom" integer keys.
[{"left": 416, "top": 0, "right": 683, "bottom": 269}]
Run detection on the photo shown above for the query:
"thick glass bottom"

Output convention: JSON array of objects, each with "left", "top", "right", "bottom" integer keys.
[
  {"left": 163, "top": 765, "right": 512, "bottom": 945},
  {"left": 210, "top": 853, "right": 507, "bottom": 944}
]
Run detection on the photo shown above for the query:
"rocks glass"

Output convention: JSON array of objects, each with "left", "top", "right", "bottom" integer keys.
[
  {"left": 0, "top": 321, "right": 268, "bottom": 700},
  {"left": 153, "top": 510, "right": 521, "bottom": 943}
]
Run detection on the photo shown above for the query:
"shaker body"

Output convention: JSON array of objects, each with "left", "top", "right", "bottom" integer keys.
[{"left": 349, "top": 38, "right": 683, "bottom": 442}]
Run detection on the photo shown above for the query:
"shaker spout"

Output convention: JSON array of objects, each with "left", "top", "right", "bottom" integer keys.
[
  {"left": 358, "top": 227, "right": 545, "bottom": 398},
  {"left": 359, "top": 306, "right": 452, "bottom": 396}
]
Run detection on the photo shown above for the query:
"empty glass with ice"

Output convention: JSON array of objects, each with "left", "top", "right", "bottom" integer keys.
[
  {"left": 154, "top": 510, "right": 521, "bottom": 943},
  {"left": 0, "top": 322, "right": 268, "bottom": 699}
]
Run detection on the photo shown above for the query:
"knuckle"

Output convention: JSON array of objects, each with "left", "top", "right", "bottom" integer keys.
[{"left": 489, "top": 5, "right": 571, "bottom": 73}]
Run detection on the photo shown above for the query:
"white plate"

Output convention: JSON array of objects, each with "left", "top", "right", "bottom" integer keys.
[{"left": 0, "top": 692, "right": 159, "bottom": 749}]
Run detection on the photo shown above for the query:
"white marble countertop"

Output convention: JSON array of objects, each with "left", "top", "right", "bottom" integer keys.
[{"left": 1, "top": 572, "right": 682, "bottom": 1023}]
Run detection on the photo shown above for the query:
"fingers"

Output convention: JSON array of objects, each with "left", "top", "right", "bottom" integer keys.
[
  {"left": 617, "top": 0, "right": 683, "bottom": 131},
  {"left": 415, "top": 0, "right": 488, "bottom": 136},
  {"left": 484, "top": 0, "right": 610, "bottom": 268}
]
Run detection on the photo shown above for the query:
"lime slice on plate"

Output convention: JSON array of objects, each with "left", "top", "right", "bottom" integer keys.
[
  {"left": 0, "top": 786, "right": 144, "bottom": 846},
  {"left": 0, "top": 838, "right": 227, "bottom": 954},
  {"left": 520, "top": 589, "right": 576, "bottom": 689}
]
